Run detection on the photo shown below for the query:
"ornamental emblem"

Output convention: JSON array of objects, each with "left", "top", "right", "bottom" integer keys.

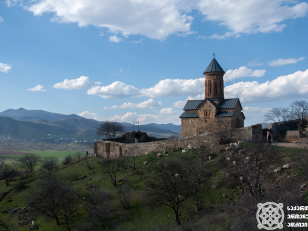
[{"left": 256, "top": 202, "right": 284, "bottom": 230}]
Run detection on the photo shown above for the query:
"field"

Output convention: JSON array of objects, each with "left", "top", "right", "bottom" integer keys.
[{"left": 0, "top": 143, "right": 308, "bottom": 230}]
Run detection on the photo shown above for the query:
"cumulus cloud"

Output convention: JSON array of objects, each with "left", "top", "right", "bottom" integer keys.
[
  {"left": 27, "top": 85, "right": 46, "bottom": 92},
  {"left": 268, "top": 57, "right": 306, "bottom": 66},
  {"left": 94, "top": 81, "right": 102, "bottom": 85},
  {"left": 87, "top": 81, "right": 140, "bottom": 98},
  {"left": 224, "top": 66, "right": 266, "bottom": 82},
  {"left": 225, "top": 69, "right": 308, "bottom": 103},
  {"left": 77, "top": 111, "right": 99, "bottom": 120},
  {"left": 159, "top": 108, "right": 177, "bottom": 115},
  {"left": 109, "top": 35, "right": 122, "bottom": 43},
  {"left": 104, "top": 99, "right": 162, "bottom": 109},
  {"left": 173, "top": 100, "right": 187, "bottom": 108},
  {"left": 198, "top": 0, "right": 308, "bottom": 38},
  {"left": 25, "top": 0, "right": 193, "bottom": 40},
  {"left": 53, "top": 76, "right": 91, "bottom": 90},
  {"left": 0, "top": 63, "right": 11, "bottom": 73},
  {"left": 141, "top": 78, "right": 204, "bottom": 98},
  {"left": 0, "top": 16, "right": 3, "bottom": 22},
  {"left": 110, "top": 112, "right": 180, "bottom": 124}
]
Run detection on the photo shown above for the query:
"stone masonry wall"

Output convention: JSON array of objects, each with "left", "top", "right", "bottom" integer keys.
[
  {"left": 94, "top": 124, "right": 263, "bottom": 159},
  {"left": 268, "top": 120, "right": 300, "bottom": 141}
]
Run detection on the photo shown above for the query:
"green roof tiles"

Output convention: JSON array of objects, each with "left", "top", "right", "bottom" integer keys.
[
  {"left": 183, "top": 100, "right": 203, "bottom": 110},
  {"left": 215, "top": 111, "right": 234, "bottom": 117},
  {"left": 217, "top": 98, "right": 239, "bottom": 109},
  {"left": 179, "top": 112, "right": 199, "bottom": 118},
  {"left": 203, "top": 58, "right": 225, "bottom": 74}
]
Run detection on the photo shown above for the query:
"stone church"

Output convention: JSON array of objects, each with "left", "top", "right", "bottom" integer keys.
[{"left": 180, "top": 57, "right": 245, "bottom": 137}]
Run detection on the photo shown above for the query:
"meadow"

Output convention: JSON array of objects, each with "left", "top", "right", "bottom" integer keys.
[{"left": 0, "top": 143, "right": 307, "bottom": 231}]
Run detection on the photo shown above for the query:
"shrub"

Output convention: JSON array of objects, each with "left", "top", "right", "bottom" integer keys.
[{"left": 62, "top": 155, "right": 73, "bottom": 165}]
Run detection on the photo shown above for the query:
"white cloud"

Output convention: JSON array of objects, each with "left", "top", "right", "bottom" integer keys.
[
  {"left": 110, "top": 112, "right": 180, "bottom": 124},
  {"left": 26, "top": 0, "right": 193, "bottom": 40},
  {"left": 173, "top": 100, "right": 186, "bottom": 108},
  {"left": 247, "top": 61, "right": 263, "bottom": 67},
  {"left": 243, "top": 106, "right": 271, "bottom": 114},
  {"left": 53, "top": 76, "right": 91, "bottom": 90},
  {"left": 159, "top": 108, "right": 177, "bottom": 115},
  {"left": 225, "top": 69, "right": 308, "bottom": 103},
  {"left": 0, "top": 16, "right": 3, "bottom": 22},
  {"left": 6, "top": 0, "right": 22, "bottom": 7},
  {"left": 224, "top": 66, "right": 266, "bottom": 82},
  {"left": 0, "top": 63, "right": 11, "bottom": 73},
  {"left": 141, "top": 78, "right": 204, "bottom": 98},
  {"left": 27, "top": 85, "right": 47, "bottom": 92},
  {"left": 109, "top": 35, "right": 122, "bottom": 43},
  {"left": 198, "top": 0, "right": 308, "bottom": 38},
  {"left": 105, "top": 99, "right": 162, "bottom": 109},
  {"left": 268, "top": 57, "right": 306, "bottom": 66},
  {"left": 87, "top": 81, "right": 140, "bottom": 98},
  {"left": 94, "top": 81, "right": 102, "bottom": 85},
  {"left": 77, "top": 111, "right": 99, "bottom": 120}
]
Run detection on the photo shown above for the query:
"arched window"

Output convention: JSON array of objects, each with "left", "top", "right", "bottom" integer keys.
[
  {"left": 209, "top": 82, "right": 212, "bottom": 94},
  {"left": 215, "top": 82, "right": 217, "bottom": 94},
  {"left": 235, "top": 118, "right": 241, "bottom": 128}
]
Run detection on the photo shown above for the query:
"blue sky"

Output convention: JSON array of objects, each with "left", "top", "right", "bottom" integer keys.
[{"left": 0, "top": 0, "right": 308, "bottom": 126}]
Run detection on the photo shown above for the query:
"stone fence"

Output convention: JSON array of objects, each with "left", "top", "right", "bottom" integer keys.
[
  {"left": 268, "top": 119, "right": 300, "bottom": 141},
  {"left": 94, "top": 124, "right": 262, "bottom": 159}
]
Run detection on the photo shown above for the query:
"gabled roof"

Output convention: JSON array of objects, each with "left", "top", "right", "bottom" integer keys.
[
  {"left": 205, "top": 98, "right": 218, "bottom": 108},
  {"left": 203, "top": 58, "right": 225, "bottom": 74},
  {"left": 217, "top": 98, "right": 240, "bottom": 109},
  {"left": 183, "top": 100, "right": 203, "bottom": 110},
  {"left": 179, "top": 112, "right": 199, "bottom": 118},
  {"left": 215, "top": 111, "right": 234, "bottom": 117}
]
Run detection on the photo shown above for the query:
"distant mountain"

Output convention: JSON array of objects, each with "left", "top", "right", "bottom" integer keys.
[
  {"left": 0, "top": 110, "right": 181, "bottom": 139},
  {"left": 0, "top": 108, "right": 82, "bottom": 121},
  {"left": 146, "top": 123, "right": 181, "bottom": 133}
]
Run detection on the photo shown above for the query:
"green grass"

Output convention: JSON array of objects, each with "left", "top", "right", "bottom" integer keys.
[{"left": 0, "top": 144, "right": 307, "bottom": 231}]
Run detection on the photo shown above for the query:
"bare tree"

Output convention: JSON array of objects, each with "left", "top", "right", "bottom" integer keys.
[
  {"left": 116, "top": 184, "right": 133, "bottom": 210},
  {"left": 227, "top": 144, "right": 280, "bottom": 201},
  {"left": 183, "top": 156, "right": 210, "bottom": 211},
  {"left": 96, "top": 121, "right": 125, "bottom": 141},
  {"left": 18, "top": 155, "right": 40, "bottom": 172},
  {"left": 28, "top": 178, "right": 79, "bottom": 230},
  {"left": 289, "top": 100, "right": 308, "bottom": 122},
  {"left": 214, "top": 119, "right": 233, "bottom": 144},
  {"left": 42, "top": 157, "right": 58, "bottom": 177},
  {"left": 81, "top": 190, "right": 113, "bottom": 231},
  {"left": 264, "top": 107, "right": 290, "bottom": 122},
  {"left": 100, "top": 158, "right": 124, "bottom": 186},
  {"left": 147, "top": 159, "right": 193, "bottom": 226},
  {"left": 0, "top": 164, "right": 18, "bottom": 186}
]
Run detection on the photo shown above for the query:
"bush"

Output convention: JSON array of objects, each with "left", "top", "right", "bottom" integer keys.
[{"left": 62, "top": 155, "right": 73, "bottom": 165}]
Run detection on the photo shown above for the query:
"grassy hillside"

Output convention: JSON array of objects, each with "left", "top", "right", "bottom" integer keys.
[{"left": 0, "top": 143, "right": 307, "bottom": 230}]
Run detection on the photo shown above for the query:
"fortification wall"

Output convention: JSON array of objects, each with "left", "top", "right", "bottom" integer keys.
[
  {"left": 94, "top": 124, "right": 263, "bottom": 159},
  {"left": 268, "top": 120, "right": 299, "bottom": 141}
]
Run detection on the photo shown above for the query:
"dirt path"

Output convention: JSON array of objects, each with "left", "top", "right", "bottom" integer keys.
[{"left": 271, "top": 142, "right": 307, "bottom": 148}]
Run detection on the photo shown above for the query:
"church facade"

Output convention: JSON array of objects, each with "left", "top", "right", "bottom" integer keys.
[{"left": 180, "top": 57, "right": 245, "bottom": 137}]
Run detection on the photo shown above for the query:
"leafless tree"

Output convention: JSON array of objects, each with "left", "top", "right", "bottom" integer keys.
[
  {"left": 81, "top": 190, "right": 113, "bottom": 231},
  {"left": 72, "top": 152, "right": 82, "bottom": 160},
  {"left": 264, "top": 107, "right": 290, "bottom": 122},
  {"left": 227, "top": 143, "right": 280, "bottom": 201},
  {"left": 126, "top": 144, "right": 139, "bottom": 171},
  {"left": 62, "top": 154, "right": 72, "bottom": 165},
  {"left": 96, "top": 121, "right": 125, "bottom": 141},
  {"left": 214, "top": 119, "right": 234, "bottom": 144},
  {"left": 0, "top": 164, "right": 18, "bottom": 186},
  {"left": 147, "top": 159, "right": 194, "bottom": 226},
  {"left": 183, "top": 156, "right": 210, "bottom": 211},
  {"left": 18, "top": 155, "right": 40, "bottom": 172},
  {"left": 28, "top": 178, "right": 79, "bottom": 231},
  {"left": 100, "top": 158, "right": 124, "bottom": 186},
  {"left": 289, "top": 100, "right": 308, "bottom": 122},
  {"left": 42, "top": 157, "right": 58, "bottom": 177},
  {"left": 116, "top": 184, "right": 133, "bottom": 210}
]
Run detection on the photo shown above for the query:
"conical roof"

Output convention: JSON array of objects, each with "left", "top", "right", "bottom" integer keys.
[{"left": 203, "top": 58, "right": 225, "bottom": 74}]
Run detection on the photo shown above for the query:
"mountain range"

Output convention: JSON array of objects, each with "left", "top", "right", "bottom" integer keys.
[{"left": 0, "top": 108, "right": 181, "bottom": 139}]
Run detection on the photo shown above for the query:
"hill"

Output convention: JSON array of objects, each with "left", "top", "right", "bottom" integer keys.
[{"left": 0, "top": 108, "right": 82, "bottom": 121}]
